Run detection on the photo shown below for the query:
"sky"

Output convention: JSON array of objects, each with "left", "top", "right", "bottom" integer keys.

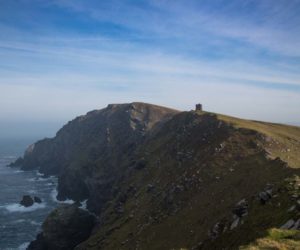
[{"left": 0, "top": 0, "right": 300, "bottom": 138}]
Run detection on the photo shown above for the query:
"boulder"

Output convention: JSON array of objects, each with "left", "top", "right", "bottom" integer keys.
[
  {"left": 34, "top": 196, "right": 42, "bottom": 203},
  {"left": 27, "top": 205, "right": 96, "bottom": 250},
  {"left": 292, "top": 219, "right": 300, "bottom": 229},
  {"left": 232, "top": 199, "right": 248, "bottom": 217},
  {"left": 209, "top": 221, "right": 226, "bottom": 239},
  {"left": 20, "top": 195, "right": 34, "bottom": 207},
  {"left": 280, "top": 219, "right": 295, "bottom": 229},
  {"left": 258, "top": 190, "right": 272, "bottom": 204},
  {"left": 230, "top": 217, "right": 240, "bottom": 230}
]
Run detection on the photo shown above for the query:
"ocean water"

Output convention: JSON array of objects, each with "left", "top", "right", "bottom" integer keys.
[{"left": 0, "top": 138, "right": 74, "bottom": 250}]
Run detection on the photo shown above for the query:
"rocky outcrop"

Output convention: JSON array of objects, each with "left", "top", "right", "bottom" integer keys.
[
  {"left": 27, "top": 205, "right": 96, "bottom": 250},
  {"left": 20, "top": 195, "right": 34, "bottom": 207},
  {"left": 34, "top": 196, "right": 42, "bottom": 203},
  {"left": 20, "top": 195, "right": 42, "bottom": 207}
]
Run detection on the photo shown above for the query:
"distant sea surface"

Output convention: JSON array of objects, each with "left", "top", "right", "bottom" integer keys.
[{"left": 0, "top": 138, "right": 71, "bottom": 250}]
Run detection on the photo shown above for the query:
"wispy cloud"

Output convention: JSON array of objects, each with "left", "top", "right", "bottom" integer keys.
[
  {"left": 51, "top": 0, "right": 300, "bottom": 57},
  {"left": 0, "top": 0, "right": 300, "bottom": 130}
]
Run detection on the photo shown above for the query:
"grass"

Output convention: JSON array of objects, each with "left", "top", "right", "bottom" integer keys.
[
  {"left": 240, "top": 229, "right": 300, "bottom": 250},
  {"left": 76, "top": 111, "right": 300, "bottom": 250},
  {"left": 201, "top": 174, "right": 300, "bottom": 249},
  {"left": 213, "top": 112, "right": 300, "bottom": 168}
]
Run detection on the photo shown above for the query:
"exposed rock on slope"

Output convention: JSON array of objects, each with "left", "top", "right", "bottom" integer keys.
[{"left": 12, "top": 103, "right": 300, "bottom": 249}]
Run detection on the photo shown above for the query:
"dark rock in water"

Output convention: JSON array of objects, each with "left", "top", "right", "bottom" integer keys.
[
  {"left": 20, "top": 195, "right": 34, "bottom": 207},
  {"left": 26, "top": 233, "right": 47, "bottom": 250},
  {"left": 27, "top": 205, "right": 96, "bottom": 250},
  {"left": 74, "top": 200, "right": 81, "bottom": 207},
  {"left": 34, "top": 196, "right": 42, "bottom": 203},
  {"left": 8, "top": 157, "right": 23, "bottom": 167}
]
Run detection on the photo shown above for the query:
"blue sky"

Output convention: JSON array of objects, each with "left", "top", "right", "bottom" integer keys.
[{"left": 0, "top": 0, "right": 300, "bottom": 137}]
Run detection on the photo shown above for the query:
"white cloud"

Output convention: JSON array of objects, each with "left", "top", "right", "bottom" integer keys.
[{"left": 0, "top": 0, "right": 300, "bottom": 134}]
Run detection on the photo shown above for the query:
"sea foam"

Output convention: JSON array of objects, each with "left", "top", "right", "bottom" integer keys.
[
  {"left": 13, "top": 170, "right": 25, "bottom": 174},
  {"left": 28, "top": 177, "right": 46, "bottom": 182},
  {"left": 18, "top": 242, "right": 30, "bottom": 250},
  {"left": 1, "top": 202, "right": 46, "bottom": 213},
  {"left": 50, "top": 188, "right": 74, "bottom": 204},
  {"left": 80, "top": 199, "right": 88, "bottom": 210}
]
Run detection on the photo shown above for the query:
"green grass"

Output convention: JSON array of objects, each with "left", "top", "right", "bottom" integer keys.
[
  {"left": 201, "top": 174, "right": 300, "bottom": 250},
  {"left": 213, "top": 112, "right": 300, "bottom": 168},
  {"left": 240, "top": 229, "right": 300, "bottom": 250}
]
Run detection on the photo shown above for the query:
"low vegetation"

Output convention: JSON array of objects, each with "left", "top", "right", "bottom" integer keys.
[{"left": 16, "top": 103, "right": 300, "bottom": 249}]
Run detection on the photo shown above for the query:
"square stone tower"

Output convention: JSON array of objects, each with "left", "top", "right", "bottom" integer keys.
[{"left": 195, "top": 103, "right": 202, "bottom": 111}]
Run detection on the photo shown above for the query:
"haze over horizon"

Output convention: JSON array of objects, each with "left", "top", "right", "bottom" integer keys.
[{"left": 1, "top": 0, "right": 300, "bottom": 138}]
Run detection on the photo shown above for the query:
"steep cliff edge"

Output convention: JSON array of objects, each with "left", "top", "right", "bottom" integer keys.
[
  {"left": 12, "top": 103, "right": 300, "bottom": 249},
  {"left": 11, "top": 102, "right": 179, "bottom": 211}
]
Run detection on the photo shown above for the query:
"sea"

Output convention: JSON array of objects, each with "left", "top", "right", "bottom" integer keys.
[{"left": 0, "top": 138, "right": 74, "bottom": 250}]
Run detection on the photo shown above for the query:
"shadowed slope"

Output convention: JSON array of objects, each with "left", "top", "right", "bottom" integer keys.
[{"left": 76, "top": 111, "right": 300, "bottom": 250}]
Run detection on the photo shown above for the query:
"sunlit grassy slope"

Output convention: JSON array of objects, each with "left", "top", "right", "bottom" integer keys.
[
  {"left": 214, "top": 112, "right": 300, "bottom": 168},
  {"left": 240, "top": 228, "right": 300, "bottom": 250}
]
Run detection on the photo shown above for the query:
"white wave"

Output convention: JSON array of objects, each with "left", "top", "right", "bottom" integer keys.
[
  {"left": 30, "top": 220, "right": 42, "bottom": 226},
  {"left": 18, "top": 242, "right": 30, "bottom": 250},
  {"left": 36, "top": 171, "right": 44, "bottom": 176},
  {"left": 12, "top": 219, "right": 26, "bottom": 224},
  {"left": 13, "top": 170, "right": 25, "bottom": 173},
  {"left": 45, "top": 182, "right": 55, "bottom": 186},
  {"left": 50, "top": 188, "right": 74, "bottom": 204},
  {"left": 50, "top": 188, "right": 58, "bottom": 201},
  {"left": 35, "top": 171, "right": 57, "bottom": 178},
  {"left": 1, "top": 202, "right": 46, "bottom": 213},
  {"left": 3, "top": 155, "right": 17, "bottom": 159},
  {"left": 28, "top": 177, "right": 50, "bottom": 182},
  {"left": 80, "top": 199, "right": 88, "bottom": 210}
]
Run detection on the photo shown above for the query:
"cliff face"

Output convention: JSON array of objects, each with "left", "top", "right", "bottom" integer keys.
[
  {"left": 14, "top": 103, "right": 300, "bottom": 249},
  {"left": 14, "top": 102, "right": 179, "bottom": 211}
]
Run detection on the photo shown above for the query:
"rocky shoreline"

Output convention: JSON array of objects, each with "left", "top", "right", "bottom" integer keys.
[{"left": 27, "top": 204, "right": 96, "bottom": 250}]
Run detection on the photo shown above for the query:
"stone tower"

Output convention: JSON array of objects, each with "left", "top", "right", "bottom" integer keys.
[{"left": 195, "top": 103, "right": 202, "bottom": 111}]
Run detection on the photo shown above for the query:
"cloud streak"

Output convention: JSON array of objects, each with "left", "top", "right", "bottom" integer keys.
[{"left": 0, "top": 0, "right": 300, "bottom": 132}]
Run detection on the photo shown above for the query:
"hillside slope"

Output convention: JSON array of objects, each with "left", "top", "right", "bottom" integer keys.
[
  {"left": 12, "top": 103, "right": 300, "bottom": 249},
  {"left": 75, "top": 111, "right": 300, "bottom": 250}
]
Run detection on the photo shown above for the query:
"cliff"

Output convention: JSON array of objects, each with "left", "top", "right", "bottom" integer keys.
[
  {"left": 13, "top": 102, "right": 179, "bottom": 211},
  {"left": 12, "top": 103, "right": 300, "bottom": 249}
]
